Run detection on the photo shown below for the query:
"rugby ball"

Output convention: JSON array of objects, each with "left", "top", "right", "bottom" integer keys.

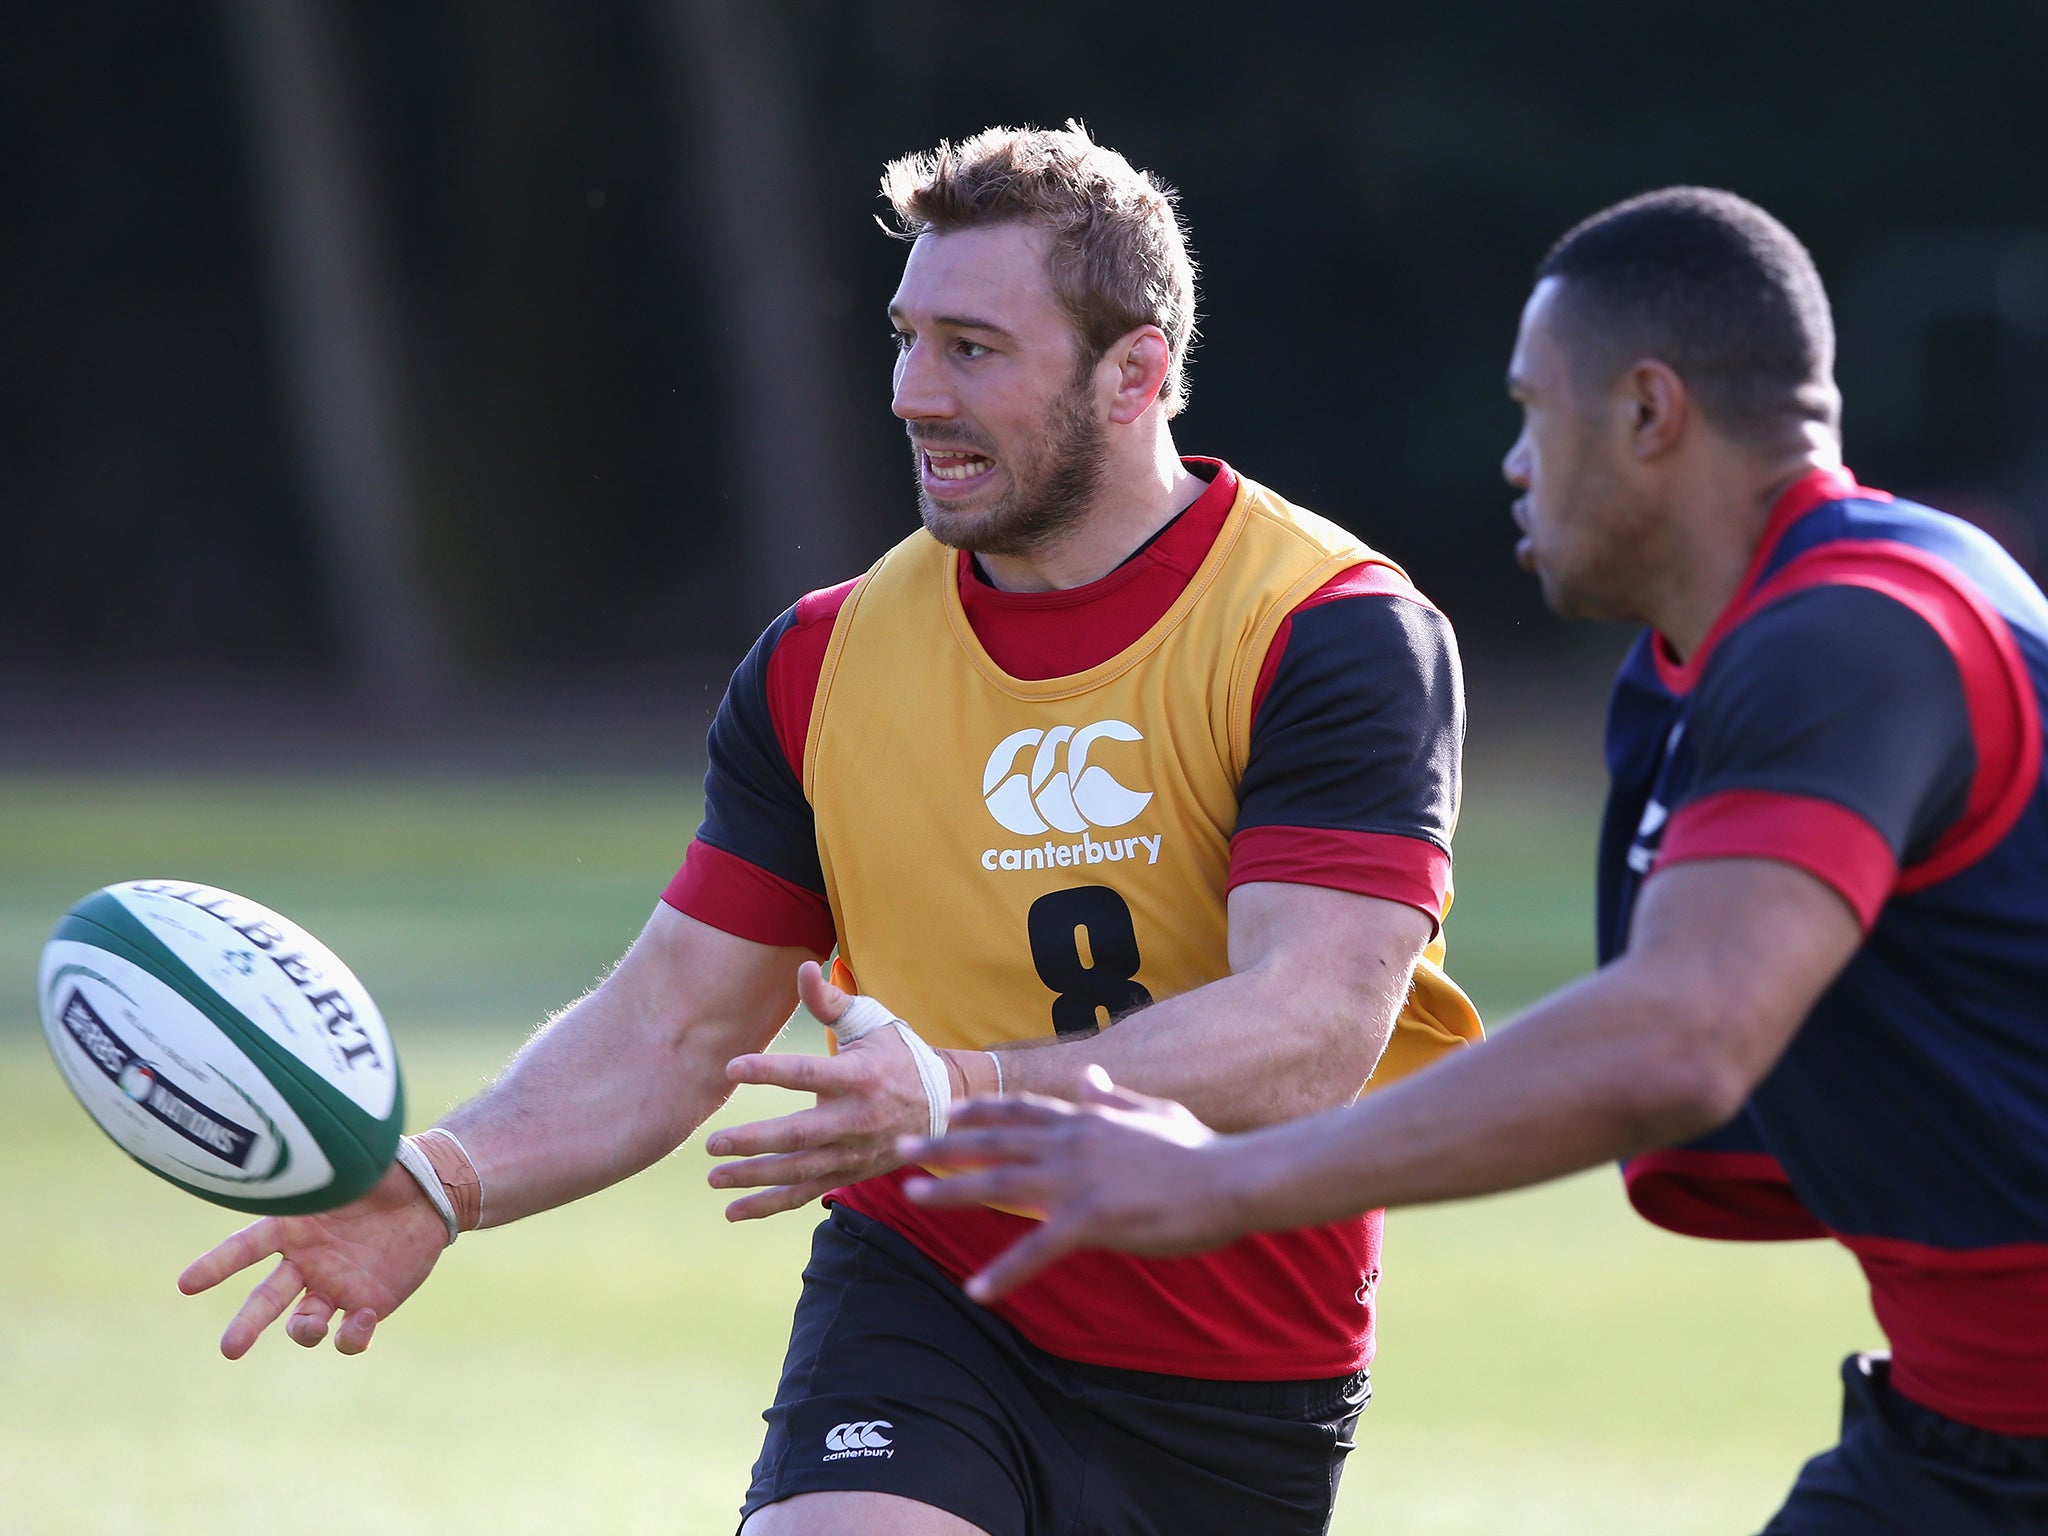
[{"left": 38, "top": 880, "right": 404, "bottom": 1215}]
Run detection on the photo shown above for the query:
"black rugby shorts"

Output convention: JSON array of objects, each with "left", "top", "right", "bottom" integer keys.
[
  {"left": 740, "top": 1205, "right": 1369, "bottom": 1536},
  {"left": 1761, "top": 1353, "right": 2048, "bottom": 1534}
]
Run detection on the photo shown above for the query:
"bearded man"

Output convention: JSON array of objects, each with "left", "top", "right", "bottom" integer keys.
[
  {"left": 909, "top": 187, "right": 2048, "bottom": 1535},
  {"left": 179, "top": 123, "right": 1480, "bottom": 1536}
]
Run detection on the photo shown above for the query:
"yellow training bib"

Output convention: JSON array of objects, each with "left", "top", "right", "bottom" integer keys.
[{"left": 805, "top": 473, "right": 1479, "bottom": 1083}]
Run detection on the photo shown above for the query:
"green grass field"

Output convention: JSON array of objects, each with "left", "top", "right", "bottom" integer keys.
[{"left": 0, "top": 766, "right": 1878, "bottom": 1534}]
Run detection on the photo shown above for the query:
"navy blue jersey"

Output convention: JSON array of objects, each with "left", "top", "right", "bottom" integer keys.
[{"left": 1602, "top": 468, "right": 2048, "bottom": 1434}]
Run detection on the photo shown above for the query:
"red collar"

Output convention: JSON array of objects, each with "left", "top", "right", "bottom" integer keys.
[
  {"left": 950, "top": 459, "right": 1241, "bottom": 682},
  {"left": 955, "top": 458, "right": 1238, "bottom": 608},
  {"left": 1651, "top": 466, "right": 1880, "bottom": 694}
]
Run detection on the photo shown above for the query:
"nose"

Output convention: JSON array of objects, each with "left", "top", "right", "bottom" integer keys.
[
  {"left": 1501, "top": 429, "right": 1530, "bottom": 491},
  {"left": 891, "top": 338, "right": 954, "bottom": 424}
]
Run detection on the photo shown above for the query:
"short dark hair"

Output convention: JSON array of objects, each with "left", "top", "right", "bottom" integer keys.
[{"left": 1536, "top": 187, "right": 1838, "bottom": 442}]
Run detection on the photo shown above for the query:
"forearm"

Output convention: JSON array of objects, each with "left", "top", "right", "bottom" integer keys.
[
  {"left": 1216, "top": 956, "right": 1742, "bottom": 1233},
  {"left": 989, "top": 960, "right": 1405, "bottom": 1131},
  {"left": 437, "top": 1000, "right": 737, "bottom": 1225},
  {"left": 434, "top": 908, "right": 807, "bottom": 1226},
  {"left": 975, "top": 886, "right": 1431, "bottom": 1131}
]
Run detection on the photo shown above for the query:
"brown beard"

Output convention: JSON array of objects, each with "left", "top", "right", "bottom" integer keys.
[{"left": 910, "top": 360, "right": 1109, "bottom": 558}]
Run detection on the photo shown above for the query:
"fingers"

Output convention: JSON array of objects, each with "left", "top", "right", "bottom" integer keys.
[
  {"left": 915, "top": 1093, "right": 1073, "bottom": 1139},
  {"left": 899, "top": 1123, "right": 1064, "bottom": 1169},
  {"left": 334, "top": 1307, "right": 380, "bottom": 1355},
  {"left": 219, "top": 1257, "right": 304, "bottom": 1361},
  {"left": 960, "top": 1220, "right": 1081, "bottom": 1303},
  {"left": 707, "top": 1147, "right": 855, "bottom": 1192},
  {"left": 725, "top": 1050, "right": 854, "bottom": 1094},
  {"left": 706, "top": 1102, "right": 843, "bottom": 1161},
  {"left": 1077, "top": 1063, "right": 1154, "bottom": 1112},
  {"left": 722, "top": 1175, "right": 841, "bottom": 1222},
  {"left": 902, "top": 1164, "right": 1052, "bottom": 1212},
  {"left": 178, "top": 1218, "right": 281, "bottom": 1296},
  {"left": 286, "top": 1293, "right": 337, "bottom": 1349},
  {"left": 796, "top": 959, "right": 850, "bottom": 1026}
]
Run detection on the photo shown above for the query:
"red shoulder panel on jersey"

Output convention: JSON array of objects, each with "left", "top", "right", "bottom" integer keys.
[
  {"left": 1623, "top": 1148, "right": 1827, "bottom": 1241},
  {"left": 1655, "top": 789, "right": 1898, "bottom": 929},
  {"left": 663, "top": 838, "right": 835, "bottom": 955},
  {"left": 1739, "top": 542, "right": 2043, "bottom": 893}
]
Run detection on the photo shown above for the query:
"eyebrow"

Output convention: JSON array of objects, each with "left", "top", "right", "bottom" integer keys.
[{"left": 886, "top": 306, "right": 1018, "bottom": 340}]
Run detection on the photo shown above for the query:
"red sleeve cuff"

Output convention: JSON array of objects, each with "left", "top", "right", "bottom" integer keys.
[
  {"left": 1623, "top": 1150, "right": 1827, "bottom": 1241},
  {"left": 1227, "top": 826, "right": 1450, "bottom": 929},
  {"left": 661, "top": 838, "right": 836, "bottom": 954},
  {"left": 1654, "top": 788, "right": 1898, "bottom": 929}
]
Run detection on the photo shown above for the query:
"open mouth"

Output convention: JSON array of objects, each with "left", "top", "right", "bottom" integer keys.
[{"left": 922, "top": 449, "right": 997, "bottom": 487}]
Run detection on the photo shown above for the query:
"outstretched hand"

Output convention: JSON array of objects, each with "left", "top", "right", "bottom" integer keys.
[
  {"left": 706, "top": 962, "right": 942, "bottom": 1221},
  {"left": 177, "top": 1161, "right": 450, "bottom": 1359},
  {"left": 899, "top": 1067, "right": 1249, "bottom": 1301}
]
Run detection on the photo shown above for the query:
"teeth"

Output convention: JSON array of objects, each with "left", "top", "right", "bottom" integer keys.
[{"left": 927, "top": 452, "right": 991, "bottom": 481}]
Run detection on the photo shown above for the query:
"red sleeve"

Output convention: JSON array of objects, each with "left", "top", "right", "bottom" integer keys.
[
  {"left": 1659, "top": 789, "right": 1898, "bottom": 929},
  {"left": 663, "top": 840, "right": 835, "bottom": 955}
]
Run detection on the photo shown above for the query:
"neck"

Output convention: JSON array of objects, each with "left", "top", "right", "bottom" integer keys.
[
  {"left": 977, "top": 428, "right": 1200, "bottom": 592},
  {"left": 1653, "top": 428, "right": 1840, "bottom": 660}
]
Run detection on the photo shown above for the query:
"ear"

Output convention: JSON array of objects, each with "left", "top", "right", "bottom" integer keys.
[
  {"left": 1624, "top": 359, "right": 1689, "bottom": 461},
  {"left": 1103, "top": 326, "right": 1173, "bottom": 425}
]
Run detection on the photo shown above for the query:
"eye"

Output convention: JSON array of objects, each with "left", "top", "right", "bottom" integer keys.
[
  {"left": 953, "top": 338, "right": 991, "bottom": 360},
  {"left": 888, "top": 328, "right": 913, "bottom": 353}
]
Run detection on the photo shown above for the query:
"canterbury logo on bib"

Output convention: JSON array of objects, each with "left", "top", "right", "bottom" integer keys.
[{"left": 981, "top": 721, "right": 1152, "bottom": 835}]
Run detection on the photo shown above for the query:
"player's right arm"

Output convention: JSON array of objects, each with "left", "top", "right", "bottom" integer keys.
[
  {"left": 177, "top": 908, "right": 814, "bottom": 1358},
  {"left": 179, "top": 588, "right": 855, "bottom": 1359}
]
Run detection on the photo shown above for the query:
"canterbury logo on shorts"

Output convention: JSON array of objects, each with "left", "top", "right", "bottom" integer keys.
[{"left": 822, "top": 1419, "right": 896, "bottom": 1460}]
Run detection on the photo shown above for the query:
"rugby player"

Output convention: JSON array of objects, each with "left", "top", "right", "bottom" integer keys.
[
  {"left": 178, "top": 123, "right": 1482, "bottom": 1536},
  {"left": 906, "top": 187, "right": 2048, "bottom": 1533}
]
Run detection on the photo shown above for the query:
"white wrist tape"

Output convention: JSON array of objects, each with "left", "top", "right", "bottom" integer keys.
[
  {"left": 830, "top": 994, "right": 951, "bottom": 1138},
  {"left": 394, "top": 1134, "right": 460, "bottom": 1246}
]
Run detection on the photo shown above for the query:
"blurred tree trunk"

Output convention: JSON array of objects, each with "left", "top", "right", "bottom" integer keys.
[
  {"left": 647, "top": 0, "right": 866, "bottom": 625},
  {"left": 216, "top": 0, "right": 450, "bottom": 708}
]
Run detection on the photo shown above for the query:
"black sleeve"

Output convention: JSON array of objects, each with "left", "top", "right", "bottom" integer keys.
[
  {"left": 696, "top": 604, "right": 825, "bottom": 893},
  {"left": 1235, "top": 593, "right": 1464, "bottom": 851},
  {"left": 1686, "top": 585, "right": 1976, "bottom": 864}
]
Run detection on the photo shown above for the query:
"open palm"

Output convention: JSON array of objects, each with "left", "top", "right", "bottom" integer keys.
[{"left": 178, "top": 1161, "right": 450, "bottom": 1358}]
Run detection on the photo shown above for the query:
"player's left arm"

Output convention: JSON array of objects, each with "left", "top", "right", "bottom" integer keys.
[
  {"left": 708, "top": 885, "right": 1423, "bottom": 1220},
  {"left": 985, "top": 879, "right": 1431, "bottom": 1129},
  {"left": 984, "top": 573, "right": 1462, "bottom": 1130},
  {"left": 708, "top": 581, "right": 1458, "bottom": 1213},
  {"left": 905, "top": 580, "right": 1993, "bottom": 1294},
  {"left": 906, "top": 855, "right": 1862, "bottom": 1296}
]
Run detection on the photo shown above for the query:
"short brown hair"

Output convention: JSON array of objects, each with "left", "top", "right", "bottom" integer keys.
[{"left": 882, "top": 121, "right": 1199, "bottom": 416}]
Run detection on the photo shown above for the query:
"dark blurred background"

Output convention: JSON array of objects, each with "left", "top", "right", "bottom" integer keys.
[{"left": 6, "top": 0, "right": 2047, "bottom": 754}]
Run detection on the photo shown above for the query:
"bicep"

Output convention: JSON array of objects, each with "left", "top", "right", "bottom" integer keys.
[
  {"left": 596, "top": 902, "right": 809, "bottom": 1062},
  {"left": 1622, "top": 857, "right": 1865, "bottom": 1097},
  {"left": 1226, "top": 880, "right": 1434, "bottom": 1003}
]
